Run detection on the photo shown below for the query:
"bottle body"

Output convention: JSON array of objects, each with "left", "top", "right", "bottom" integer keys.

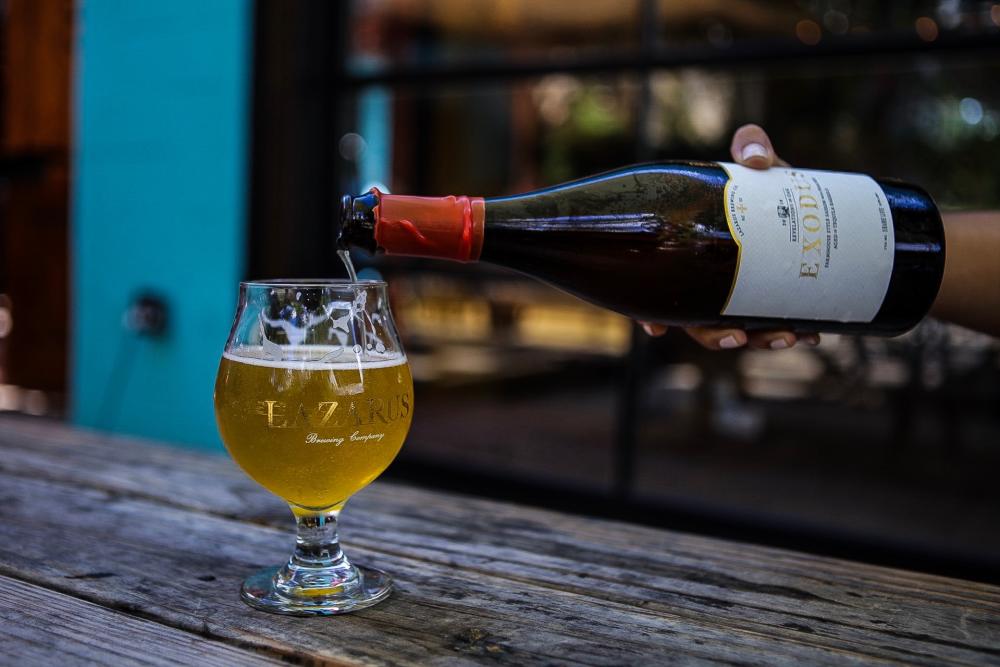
[{"left": 339, "top": 161, "right": 944, "bottom": 336}]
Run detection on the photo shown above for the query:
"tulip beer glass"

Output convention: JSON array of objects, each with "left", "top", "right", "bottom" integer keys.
[{"left": 214, "top": 280, "right": 412, "bottom": 615}]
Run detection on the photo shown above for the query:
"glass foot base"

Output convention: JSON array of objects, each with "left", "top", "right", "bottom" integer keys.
[{"left": 240, "top": 564, "right": 393, "bottom": 616}]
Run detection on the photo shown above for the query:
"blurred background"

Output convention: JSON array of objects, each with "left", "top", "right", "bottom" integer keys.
[{"left": 2, "top": 0, "right": 1000, "bottom": 581}]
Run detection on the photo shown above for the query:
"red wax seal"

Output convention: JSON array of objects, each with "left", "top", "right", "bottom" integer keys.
[{"left": 373, "top": 190, "right": 485, "bottom": 262}]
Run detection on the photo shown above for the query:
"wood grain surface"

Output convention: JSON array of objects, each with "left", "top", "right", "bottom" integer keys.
[{"left": 1, "top": 415, "right": 998, "bottom": 666}]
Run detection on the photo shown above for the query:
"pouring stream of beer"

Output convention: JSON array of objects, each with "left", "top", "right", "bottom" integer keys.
[
  {"left": 337, "top": 247, "right": 367, "bottom": 379},
  {"left": 338, "top": 249, "right": 359, "bottom": 282}
]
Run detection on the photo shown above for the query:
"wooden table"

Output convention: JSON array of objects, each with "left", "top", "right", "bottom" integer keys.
[{"left": 1, "top": 416, "right": 999, "bottom": 666}]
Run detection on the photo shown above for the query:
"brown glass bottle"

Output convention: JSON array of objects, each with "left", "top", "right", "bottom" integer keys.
[{"left": 338, "top": 161, "right": 944, "bottom": 335}]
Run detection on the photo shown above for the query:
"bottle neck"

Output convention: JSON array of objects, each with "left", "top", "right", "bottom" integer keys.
[{"left": 340, "top": 190, "right": 486, "bottom": 262}]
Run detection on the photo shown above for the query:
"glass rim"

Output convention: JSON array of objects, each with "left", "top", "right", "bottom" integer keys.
[{"left": 241, "top": 278, "right": 387, "bottom": 288}]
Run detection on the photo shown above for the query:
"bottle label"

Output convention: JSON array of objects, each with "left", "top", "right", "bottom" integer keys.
[{"left": 719, "top": 162, "right": 894, "bottom": 322}]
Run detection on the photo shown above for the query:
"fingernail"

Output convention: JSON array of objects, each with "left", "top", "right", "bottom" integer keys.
[
  {"left": 769, "top": 338, "right": 790, "bottom": 350},
  {"left": 719, "top": 335, "right": 743, "bottom": 349},
  {"left": 641, "top": 323, "right": 655, "bottom": 336},
  {"left": 741, "top": 142, "right": 769, "bottom": 162},
  {"left": 803, "top": 334, "right": 821, "bottom": 346}
]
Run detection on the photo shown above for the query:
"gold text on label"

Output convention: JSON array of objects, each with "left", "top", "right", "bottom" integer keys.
[{"left": 254, "top": 394, "right": 411, "bottom": 429}]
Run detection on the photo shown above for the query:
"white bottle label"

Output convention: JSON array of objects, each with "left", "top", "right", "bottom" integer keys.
[{"left": 719, "top": 162, "right": 894, "bottom": 322}]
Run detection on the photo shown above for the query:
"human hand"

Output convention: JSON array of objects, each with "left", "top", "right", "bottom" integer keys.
[{"left": 639, "top": 124, "right": 820, "bottom": 350}]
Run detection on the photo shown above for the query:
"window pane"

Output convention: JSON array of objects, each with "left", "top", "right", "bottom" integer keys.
[
  {"left": 347, "top": 0, "right": 642, "bottom": 74},
  {"left": 639, "top": 57, "right": 1000, "bottom": 208},
  {"left": 657, "top": 0, "right": 1000, "bottom": 49},
  {"left": 339, "top": 74, "right": 643, "bottom": 197}
]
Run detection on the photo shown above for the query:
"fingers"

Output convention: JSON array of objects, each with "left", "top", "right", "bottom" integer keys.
[
  {"left": 640, "top": 319, "right": 822, "bottom": 350},
  {"left": 730, "top": 124, "right": 789, "bottom": 169},
  {"left": 747, "top": 331, "right": 796, "bottom": 350},
  {"left": 639, "top": 321, "right": 668, "bottom": 337},
  {"left": 686, "top": 327, "right": 821, "bottom": 350},
  {"left": 800, "top": 333, "right": 821, "bottom": 346},
  {"left": 685, "top": 327, "right": 747, "bottom": 350},
  {"left": 641, "top": 322, "right": 750, "bottom": 350},
  {"left": 746, "top": 331, "right": 821, "bottom": 349}
]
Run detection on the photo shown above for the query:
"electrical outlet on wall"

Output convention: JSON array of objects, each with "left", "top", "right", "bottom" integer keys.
[{"left": 123, "top": 292, "right": 169, "bottom": 337}]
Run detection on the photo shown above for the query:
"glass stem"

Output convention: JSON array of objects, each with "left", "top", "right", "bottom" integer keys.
[
  {"left": 293, "top": 510, "right": 345, "bottom": 567},
  {"left": 274, "top": 507, "right": 360, "bottom": 598}
]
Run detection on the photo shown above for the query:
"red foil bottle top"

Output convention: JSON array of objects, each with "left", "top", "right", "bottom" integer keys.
[{"left": 373, "top": 190, "right": 485, "bottom": 262}]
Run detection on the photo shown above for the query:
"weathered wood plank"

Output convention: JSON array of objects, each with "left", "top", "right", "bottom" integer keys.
[
  {"left": 4, "top": 418, "right": 1000, "bottom": 662},
  {"left": 2, "top": 416, "right": 995, "bottom": 605},
  {"left": 0, "top": 574, "right": 286, "bottom": 666},
  {"left": 2, "top": 417, "right": 998, "bottom": 611},
  {"left": 0, "top": 469, "right": 927, "bottom": 667},
  {"left": 2, "top": 468, "right": 998, "bottom": 666},
  {"left": 0, "top": 417, "right": 280, "bottom": 520},
  {"left": 2, "top": 417, "right": 1000, "bottom": 665}
]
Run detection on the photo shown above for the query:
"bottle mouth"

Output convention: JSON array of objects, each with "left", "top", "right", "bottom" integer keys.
[{"left": 337, "top": 191, "right": 380, "bottom": 253}]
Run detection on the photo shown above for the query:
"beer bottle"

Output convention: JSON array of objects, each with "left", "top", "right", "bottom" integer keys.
[{"left": 338, "top": 161, "right": 944, "bottom": 335}]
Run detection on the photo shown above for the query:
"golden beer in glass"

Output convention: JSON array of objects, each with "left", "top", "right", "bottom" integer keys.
[
  {"left": 214, "top": 280, "right": 412, "bottom": 615},
  {"left": 216, "top": 355, "right": 412, "bottom": 509}
]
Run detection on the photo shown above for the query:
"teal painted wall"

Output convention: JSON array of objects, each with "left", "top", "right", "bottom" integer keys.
[{"left": 72, "top": 1, "right": 252, "bottom": 449}]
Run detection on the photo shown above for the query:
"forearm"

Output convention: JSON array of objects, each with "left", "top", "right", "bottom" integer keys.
[{"left": 930, "top": 211, "right": 1000, "bottom": 337}]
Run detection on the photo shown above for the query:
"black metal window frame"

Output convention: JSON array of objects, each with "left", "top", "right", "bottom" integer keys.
[{"left": 248, "top": 0, "right": 1000, "bottom": 583}]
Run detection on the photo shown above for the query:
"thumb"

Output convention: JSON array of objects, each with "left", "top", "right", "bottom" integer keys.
[{"left": 730, "top": 124, "right": 786, "bottom": 169}]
